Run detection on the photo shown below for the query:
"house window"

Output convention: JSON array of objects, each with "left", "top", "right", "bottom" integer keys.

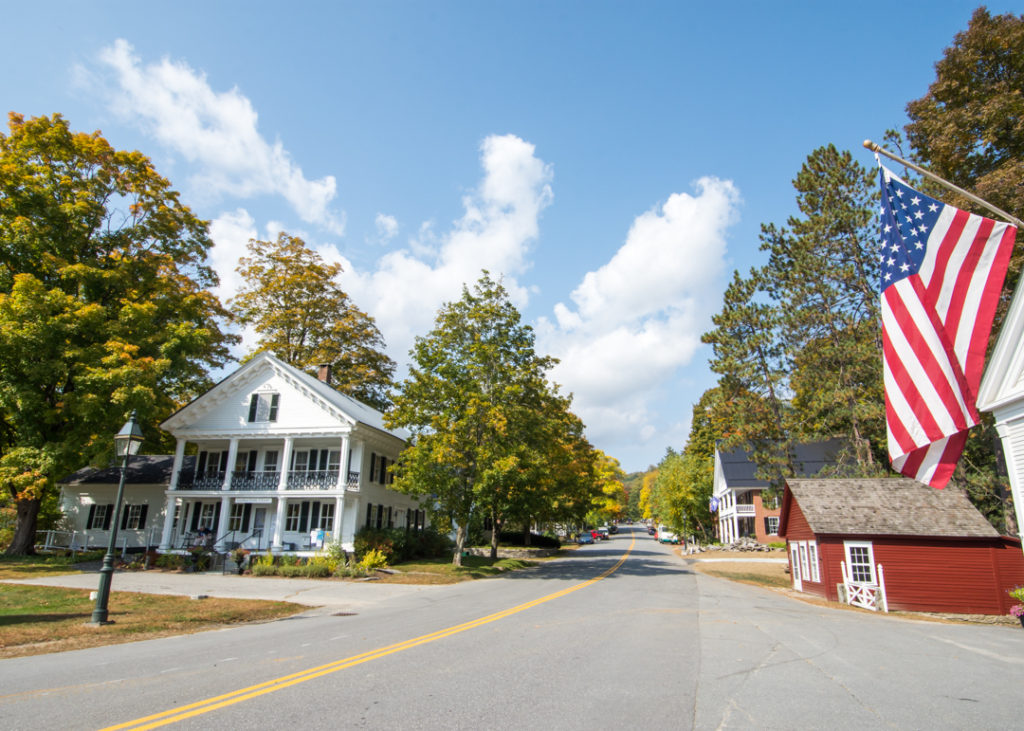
[
  {"left": 89, "top": 504, "right": 111, "bottom": 530},
  {"left": 286, "top": 503, "right": 301, "bottom": 532},
  {"left": 765, "top": 516, "right": 779, "bottom": 535},
  {"left": 173, "top": 504, "right": 181, "bottom": 529},
  {"left": 291, "top": 449, "right": 340, "bottom": 472},
  {"left": 248, "top": 392, "right": 280, "bottom": 422},
  {"left": 318, "top": 503, "right": 335, "bottom": 531},
  {"left": 808, "top": 540, "right": 820, "bottom": 582},
  {"left": 799, "top": 543, "right": 810, "bottom": 579},
  {"left": 263, "top": 450, "right": 279, "bottom": 471},
  {"left": 229, "top": 503, "right": 245, "bottom": 532},
  {"left": 790, "top": 542, "right": 801, "bottom": 581},
  {"left": 198, "top": 451, "right": 227, "bottom": 477},
  {"left": 198, "top": 503, "right": 217, "bottom": 530},
  {"left": 845, "top": 542, "right": 876, "bottom": 584},
  {"left": 235, "top": 450, "right": 258, "bottom": 473},
  {"left": 122, "top": 504, "right": 146, "bottom": 530}
]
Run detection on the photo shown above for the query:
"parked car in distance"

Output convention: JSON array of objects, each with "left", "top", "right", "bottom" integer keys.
[
  {"left": 607, "top": 524, "right": 618, "bottom": 534},
  {"left": 647, "top": 524, "right": 657, "bottom": 536},
  {"left": 657, "top": 525, "right": 679, "bottom": 544},
  {"left": 597, "top": 527, "right": 610, "bottom": 540},
  {"left": 578, "top": 532, "right": 595, "bottom": 545}
]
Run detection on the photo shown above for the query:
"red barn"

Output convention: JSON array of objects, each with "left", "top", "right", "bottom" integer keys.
[{"left": 778, "top": 478, "right": 1024, "bottom": 614}]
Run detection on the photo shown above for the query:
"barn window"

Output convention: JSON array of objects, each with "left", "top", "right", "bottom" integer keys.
[
  {"left": 844, "top": 541, "right": 876, "bottom": 584},
  {"left": 808, "top": 540, "right": 820, "bottom": 582}
]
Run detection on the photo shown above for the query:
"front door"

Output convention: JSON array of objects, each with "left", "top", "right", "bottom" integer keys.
[
  {"left": 253, "top": 508, "right": 267, "bottom": 550},
  {"left": 790, "top": 541, "right": 802, "bottom": 591}
]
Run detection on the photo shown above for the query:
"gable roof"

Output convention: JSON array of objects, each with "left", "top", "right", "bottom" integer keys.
[
  {"left": 717, "top": 438, "right": 847, "bottom": 488},
  {"left": 60, "top": 455, "right": 195, "bottom": 486},
  {"left": 162, "top": 352, "right": 408, "bottom": 441},
  {"left": 782, "top": 477, "right": 999, "bottom": 538}
]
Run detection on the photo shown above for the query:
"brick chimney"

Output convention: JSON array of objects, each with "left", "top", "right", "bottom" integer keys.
[{"left": 317, "top": 363, "right": 332, "bottom": 385}]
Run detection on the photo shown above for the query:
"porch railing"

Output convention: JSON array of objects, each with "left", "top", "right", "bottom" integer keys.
[
  {"left": 230, "top": 470, "right": 281, "bottom": 491},
  {"left": 286, "top": 470, "right": 339, "bottom": 490},
  {"left": 734, "top": 504, "right": 756, "bottom": 516},
  {"left": 175, "top": 471, "right": 225, "bottom": 490}
]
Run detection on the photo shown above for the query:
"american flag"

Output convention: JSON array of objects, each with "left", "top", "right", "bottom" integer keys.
[{"left": 879, "top": 165, "right": 1016, "bottom": 488}]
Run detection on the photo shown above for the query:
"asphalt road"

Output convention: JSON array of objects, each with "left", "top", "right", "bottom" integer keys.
[{"left": 2, "top": 525, "right": 1023, "bottom": 730}]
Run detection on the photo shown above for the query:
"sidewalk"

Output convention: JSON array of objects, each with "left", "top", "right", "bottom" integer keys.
[{"left": 2, "top": 569, "right": 443, "bottom": 610}]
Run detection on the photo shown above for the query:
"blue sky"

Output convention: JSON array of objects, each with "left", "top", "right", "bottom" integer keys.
[{"left": 4, "top": 1, "right": 1012, "bottom": 472}]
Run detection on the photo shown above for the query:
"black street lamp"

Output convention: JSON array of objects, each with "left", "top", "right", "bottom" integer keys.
[{"left": 89, "top": 410, "right": 145, "bottom": 625}]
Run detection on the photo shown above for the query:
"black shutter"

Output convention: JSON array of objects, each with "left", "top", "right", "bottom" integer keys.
[
  {"left": 247, "top": 451, "right": 258, "bottom": 472},
  {"left": 369, "top": 453, "right": 377, "bottom": 482},
  {"left": 242, "top": 504, "right": 252, "bottom": 532},
  {"left": 366, "top": 503, "right": 373, "bottom": 527},
  {"left": 319, "top": 450, "right": 329, "bottom": 471},
  {"left": 191, "top": 503, "right": 201, "bottom": 531},
  {"left": 269, "top": 393, "right": 279, "bottom": 421},
  {"left": 121, "top": 506, "right": 131, "bottom": 530},
  {"left": 248, "top": 394, "right": 259, "bottom": 421},
  {"left": 299, "top": 501, "right": 310, "bottom": 532},
  {"left": 103, "top": 504, "right": 114, "bottom": 530},
  {"left": 311, "top": 502, "right": 321, "bottom": 530},
  {"left": 387, "top": 506, "right": 393, "bottom": 528},
  {"left": 87, "top": 504, "right": 97, "bottom": 529},
  {"left": 379, "top": 457, "right": 386, "bottom": 485},
  {"left": 219, "top": 452, "right": 229, "bottom": 473},
  {"left": 197, "top": 451, "right": 208, "bottom": 475},
  {"left": 213, "top": 501, "right": 222, "bottom": 530},
  {"left": 138, "top": 505, "right": 148, "bottom": 529}
]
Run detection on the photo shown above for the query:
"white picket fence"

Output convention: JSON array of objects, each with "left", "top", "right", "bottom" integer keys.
[{"left": 840, "top": 560, "right": 888, "bottom": 612}]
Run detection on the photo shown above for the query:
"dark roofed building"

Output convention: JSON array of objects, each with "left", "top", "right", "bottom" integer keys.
[
  {"left": 779, "top": 478, "right": 1024, "bottom": 615},
  {"left": 712, "top": 439, "right": 847, "bottom": 544}
]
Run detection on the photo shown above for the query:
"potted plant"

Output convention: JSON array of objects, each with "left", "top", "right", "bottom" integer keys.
[
  {"left": 231, "top": 547, "right": 250, "bottom": 574},
  {"left": 1010, "top": 586, "right": 1024, "bottom": 628}
]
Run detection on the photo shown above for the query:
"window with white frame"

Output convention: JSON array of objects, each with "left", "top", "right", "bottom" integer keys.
[
  {"left": 229, "top": 503, "right": 245, "bottom": 531},
  {"left": 123, "top": 504, "right": 145, "bottom": 530},
  {"left": 318, "top": 503, "right": 335, "bottom": 531},
  {"left": 790, "top": 542, "right": 801, "bottom": 580},
  {"left": 198, "top": 503, "right": 217, "bottom": 530},
  {"left": 808, "top": 540, "right": 820, "bottom": 582},
  {"left": 263, "top": 450, "right": 279, "bottom": 471},
  {"left": 766, "top": 516, "right": 779, "bottom": 535},
  {"left": 248, "top": 392, "right": 280, "bottom": 422},
  {"left": 291, "top": 449, "right": 340, "bottom": 472},
  {"left": 89, "top": 504, "right": 110, "bottom": 529},
  {"left": 799, "top": 543, "right": 809, "bottom": 578},
  {"left": 845, "top": 542, "right": 876, "bottom": 583},
  {"left": 286, "top": 503, "right": 301, "bottom": 532}
]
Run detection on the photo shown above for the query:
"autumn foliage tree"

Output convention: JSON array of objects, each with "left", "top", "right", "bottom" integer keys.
[
  {"left": 0, "top": 113, "right": 234, "bottom": 553},
  {"left": 230, "top": 232, "right": 396, "bottom": 410}
]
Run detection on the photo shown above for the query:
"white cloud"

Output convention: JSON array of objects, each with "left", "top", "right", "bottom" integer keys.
[
  {"left": 538, "top": 177, "right": 741, "bottom": 456},
  {"left": 374, "top": 213, "right": 399, "bottom": 243},
  {"left": 338, "top": 133, "right": 554, "bottom": 361},
  {"left": 93, "top": 39, "right": 344, "bottom": 234}
]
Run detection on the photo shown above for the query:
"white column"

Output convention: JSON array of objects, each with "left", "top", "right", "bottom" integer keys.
[
  {"left": 343, "top": 496, "right": 360, "bottom": 549},
  {"left": 278, "top": 437, "right": 294, "bottom": 491},
  {"left": 351, "top": 440, "right": 365, "bottom": 490},
  {"left": 273, "top": 497, "right": 288, "bottom": 551},
  {"left": 215, "top": 495, "right": 232, "bottom": 550},
  {"left": 168, "top": 438, "right": 186, "bottom": 490},
  {"left": 332, "top": 496, "right": 345, "bottom": 544},
  {"left": 336, "top": 434, "right": 351, "bottom": 489},
  {"left": 223, "top": 437, "right": 239, "bottom": 490},
  {"left": 158, "top": 494, "right": 177, "bottom": 550}
]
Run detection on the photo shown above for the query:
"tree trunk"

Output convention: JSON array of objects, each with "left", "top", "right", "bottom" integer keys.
[
  {"left": 452, "top": 522, "right": 467, "bottom": 567},
  {"left": 489, "top": 513, "right": 502, "bottom": 559},
  {"left": 6, "top": 497, "right": 41, "bottom": 556}
]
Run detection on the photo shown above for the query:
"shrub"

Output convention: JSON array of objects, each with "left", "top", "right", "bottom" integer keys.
[
  {"left": 155, "top": 553, "right": 185, "bottom": 570},
  {"left": 250, "top": 552, "right": 277, "bottom": 576},
  {"left": 277, "top": 564, "right": 306, "bottom": 578},
  {"left": 304, "top": 557, "right": 333, "bottom": 578},
  {"left": 359, "top": 548, "right": 388, "bottom": 570},
  {"left": 354, "top": 528, "right": 396, "bottom": 564}
]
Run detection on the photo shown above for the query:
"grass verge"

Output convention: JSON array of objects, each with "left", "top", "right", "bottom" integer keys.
[
  {"left": 0, "top": 584, "right": 302, "bottom": 659},
  {"left": 688, "top": 559, "right": 791, "bottom": 589},
  {"left": 378, "top": 555, "right": 538, "bottom": 584}
]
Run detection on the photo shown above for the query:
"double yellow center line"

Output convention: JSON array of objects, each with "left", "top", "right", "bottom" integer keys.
[{"left": 104, "top": 535, "right": 635, "bottom": 730}]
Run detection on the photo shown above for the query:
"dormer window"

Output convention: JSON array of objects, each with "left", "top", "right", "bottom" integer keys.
[{"left": 248, "top": 393, "right": 279, "bottom": 422}]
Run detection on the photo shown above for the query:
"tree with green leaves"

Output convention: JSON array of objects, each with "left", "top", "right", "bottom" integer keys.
[
  {"left": 385, "top": 273, "right": 565, "bottom": 565},
  {"left": 230, "top": 232, "right": 396, "bottom": 410},
  {"left": 0, "top": 113, "right": 234, "bottom": 554},
  {"left": 759, "top": 144, "right": 884, "bottom": 470}
]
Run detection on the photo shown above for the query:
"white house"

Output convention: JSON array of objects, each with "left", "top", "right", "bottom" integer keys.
[
  {"left": 976, "top": 278, "right": 1024, "bottom": 542},
  {"left": 60, "top": 353, "right": 426, "bottom": 554}
]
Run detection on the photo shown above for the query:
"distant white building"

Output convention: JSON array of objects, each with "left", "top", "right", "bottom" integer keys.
[{"left": 60, "top": 353, "right": 426, "bottom": 553}]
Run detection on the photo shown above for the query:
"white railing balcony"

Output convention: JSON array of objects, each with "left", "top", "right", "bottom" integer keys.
[{"left": 734, "top": 504, "right": 756, "bottom": 516}]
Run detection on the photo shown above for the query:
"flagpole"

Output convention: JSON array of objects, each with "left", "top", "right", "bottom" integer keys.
[{"left": 863, "top": 140, "right": 1024, "bottom": 229}]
